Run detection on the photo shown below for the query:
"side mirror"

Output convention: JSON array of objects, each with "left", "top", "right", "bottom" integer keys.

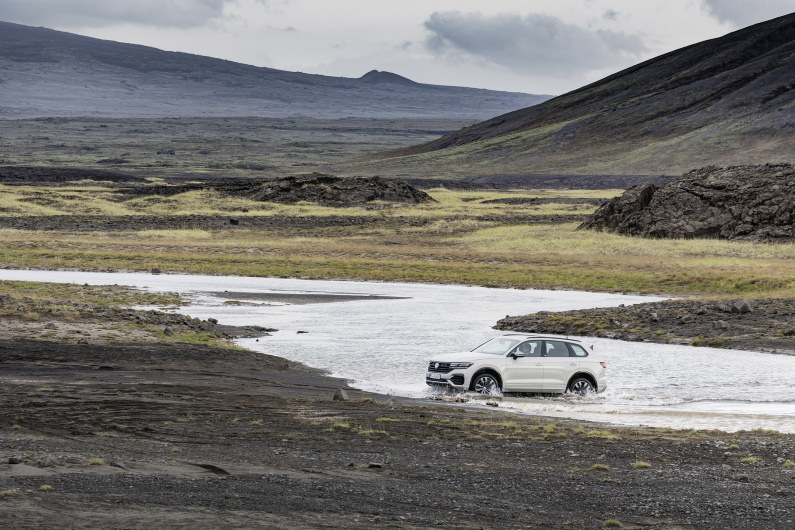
[{"left": 511, "top": 350, "right": 525, "bottom": 358}]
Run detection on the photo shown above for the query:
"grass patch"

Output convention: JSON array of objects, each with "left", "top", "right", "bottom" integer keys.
[
  {"left": 324, "top": 422, "right": 352, "bottom": 432},
  {"left": 0, "top": 488, "right": 22, "bottom": 497},
  {"left": 739, "top": 456, "right": 762, "bottom": 463},
  {"left": 375, "top": 417, "right": 401, "bottom": 423},
  {"left": 603, "top": 520, "right": 623, "bottom": 528},
  {"left": 357, "top": 429, "right": 388, "bottom": 436},
  {"left": 632, "top": 461, "right": 652, "bottom": 469},
  {"left": 86, "top": 457, "right": 106, "bottom": 466},
  {"left": 0, "top": 279, "right": 182, "bottom": 308},
  {"left": 782, "top": 460, "right": 795, "bottom": 468},
  {"left": 584, "top": 430, "right": 622, "bottom": 441},
  {"left": 590, "top": 463, "right": 610, "bottom": 471}
]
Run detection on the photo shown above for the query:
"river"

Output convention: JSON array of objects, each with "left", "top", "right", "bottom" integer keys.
[{"left": 2, "top": 269, "right": 794, "bottom": 433}]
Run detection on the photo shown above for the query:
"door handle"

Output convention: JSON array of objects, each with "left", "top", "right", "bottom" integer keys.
[{"left": 535, "top": 363, "right": 542, "bottom": 366}]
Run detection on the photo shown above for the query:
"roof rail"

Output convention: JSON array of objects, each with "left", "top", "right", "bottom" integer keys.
[{"left": 499, "top": 332, "right": 582, "bottom": 342}]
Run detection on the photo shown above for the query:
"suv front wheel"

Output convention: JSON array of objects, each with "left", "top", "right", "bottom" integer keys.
[{"left": 472, "top": 372, "right": 501, "bottom": 395}]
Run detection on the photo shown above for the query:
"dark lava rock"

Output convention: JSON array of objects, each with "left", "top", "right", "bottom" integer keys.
[
  {"left": 0, "top": 165, "right": 145, "bottom": 184},
  {"left": 8, "top": 456, "right": 22, "bottom": 464},
  {"left": 732, "top": 300, "right": 753, "bottom": 314},
  {"left": 333, "top": 388, "right": 349, "bottom": 401},
  {"left": 109, "top": 459, "right": 128, "bottom": 470},
  {"left": 579, "top": 164, "right": 795, "bottom": 241},
  {"left": 579, "top": 182, "right": 658, "bottom": 233},
  {"left": 37, "top": 455, "right": 59, "bottom": 468},
  {"left": 237, "top": 173, "right": 435, "bottom": 207}
]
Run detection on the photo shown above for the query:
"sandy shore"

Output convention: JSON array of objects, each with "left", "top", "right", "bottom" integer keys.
[{"left": 2, "top": 327, "right": 795, "bottom": 528}]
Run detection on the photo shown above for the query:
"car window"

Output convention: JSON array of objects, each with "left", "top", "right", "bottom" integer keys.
[
  {"left": 569, "top": 344, "right": 589, "bottom": 357},
  {"left": 472, "top": 337, "right": 520, "bottom": 355},
  {"left": 544, "top": 340, "right": 571, "bottom": 357},
  {"left": 515, "top": 340, "right": 541, "bottom": 357}
]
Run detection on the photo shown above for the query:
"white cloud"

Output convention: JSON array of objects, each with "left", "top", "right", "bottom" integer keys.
[
  {"left": 423, "top": 11, "right": 647, "bottom": 77},
  {"left": 702, "top": 0, "right": 794, "bottom": 27}
]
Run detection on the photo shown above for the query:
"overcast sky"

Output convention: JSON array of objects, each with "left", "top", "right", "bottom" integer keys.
[{"left": 1, "top": 0, "right": 793, "bottom": 94}]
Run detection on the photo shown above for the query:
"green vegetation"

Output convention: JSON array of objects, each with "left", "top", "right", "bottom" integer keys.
[
  {"left": 603, "top": 519, "right": 623, "bottom": 528},
  {"left": 632, "top": 461, "right": 652, "bottom": 469},
  {"left": 0, "top": 280, "right": 181, "bottom": 308}
]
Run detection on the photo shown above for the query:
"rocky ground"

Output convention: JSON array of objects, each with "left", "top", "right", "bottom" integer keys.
[
  {"left": 2, "top": 297, "right": 795, "bottom": 528},
  {"left": 496, "top": 297, "right": 795, "bottom": 355},
  {"left": 580, "top": 164, "right": 795, "bottom": 241}
]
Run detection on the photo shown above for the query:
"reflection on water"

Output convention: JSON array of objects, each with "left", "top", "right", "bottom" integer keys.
[{"left": 2, "top": 269, "right": 793, "bottom": 433}]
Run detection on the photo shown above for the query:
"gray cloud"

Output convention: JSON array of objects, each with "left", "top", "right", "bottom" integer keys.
[
  {"left": 702, "top": 0, "right": 793, "bottom": 27},
  {"left": 0, "top": 0, "right": 244, "bottom": 28},
  {"left": 424, "top": 11, "right": 646, "bottom": 77}
]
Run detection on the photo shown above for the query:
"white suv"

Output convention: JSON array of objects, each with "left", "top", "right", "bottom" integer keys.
[{"left": 425, "top": 334, "right": 606, "bottom": 395}]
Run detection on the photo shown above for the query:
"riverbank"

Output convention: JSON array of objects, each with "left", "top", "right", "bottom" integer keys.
[
  {"left": 3, "top": 336, "right": 795, "bottom": 529},
  {"left": 496, "top": 297, "right": 795, "bottom": 355},
  {"left": 1, "top": 287, "right": 795, "bottom": 528}
]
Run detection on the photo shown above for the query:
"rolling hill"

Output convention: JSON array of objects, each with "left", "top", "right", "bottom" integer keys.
[
  {"left": 0, "top": 21, "right": 549, "bottom": 120},
  {"left": 361, "top": 13, "right": 794, "bottom": 179}
]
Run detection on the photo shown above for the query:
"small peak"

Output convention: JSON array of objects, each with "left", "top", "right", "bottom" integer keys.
[{"left": 359, "top": 70, "right": 418, "bottom": 86}]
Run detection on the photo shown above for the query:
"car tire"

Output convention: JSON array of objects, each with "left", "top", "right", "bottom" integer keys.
[
  {"left": 567, "top": 376, "right": 595, "bottom": 396},
  {"left": 472, "top": 372, "right": 502, "bottom": 395}
]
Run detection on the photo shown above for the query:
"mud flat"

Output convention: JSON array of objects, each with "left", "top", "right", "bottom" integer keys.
[{"left": 2, "top": 300, "right": 795, "bottom": 528}]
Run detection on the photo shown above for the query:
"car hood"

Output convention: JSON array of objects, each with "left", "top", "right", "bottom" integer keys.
[{"left": 428, "top": 351, "right": 502, "bottom": 363}]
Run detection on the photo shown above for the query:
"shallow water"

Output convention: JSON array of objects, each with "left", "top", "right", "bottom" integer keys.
[{"left": 3, "top": 269, "right": 794, "bottom": 433}]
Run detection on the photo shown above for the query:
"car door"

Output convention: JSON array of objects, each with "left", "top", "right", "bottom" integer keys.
[
  {"left": 541, "top": 340, "right": 578, "bottom": 392},
  {"left": 501, "top": 340, "right": 544, "bottom": 392}
]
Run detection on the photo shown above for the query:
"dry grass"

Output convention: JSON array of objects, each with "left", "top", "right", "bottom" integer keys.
[{"left": 0, "top": 185, "right": 793, "bottom": 298}]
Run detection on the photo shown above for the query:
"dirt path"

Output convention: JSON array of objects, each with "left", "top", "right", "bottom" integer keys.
[{"left": 2, "top": 336, "right": 794, "bottom": 529}]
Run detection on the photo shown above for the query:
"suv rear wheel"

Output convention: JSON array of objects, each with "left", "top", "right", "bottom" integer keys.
[{"left": 567, "top": 376, "right": 595, "bottom": 395}]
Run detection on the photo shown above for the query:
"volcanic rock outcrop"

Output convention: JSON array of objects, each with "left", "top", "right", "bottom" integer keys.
[
  {"left": 240, "top": 173, "right": 434, "bottom": 207},
  {"left": 579, "top": 164, "right": 795, "bottom": 241}
]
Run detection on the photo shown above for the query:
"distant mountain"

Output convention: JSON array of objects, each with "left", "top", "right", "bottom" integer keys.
[
  {"left": 366, "top": 13, "right": 795, "bottom": 178},
  {"left": 0, "top": 21, "right": 550, "bottom": 120}
]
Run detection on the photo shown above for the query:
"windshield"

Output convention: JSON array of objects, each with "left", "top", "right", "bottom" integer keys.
[{"left": 471, "top": 337, "right": 520, "bottom": 355}]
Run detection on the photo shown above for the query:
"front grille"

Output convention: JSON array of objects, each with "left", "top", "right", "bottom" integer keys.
[{"left": 427, "top": 362, "right": 452, "bottom": 373}]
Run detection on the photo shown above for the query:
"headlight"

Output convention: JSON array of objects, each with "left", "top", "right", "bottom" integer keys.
[{"left": 449, "top": 362, "right": 473, "bottom": 368}]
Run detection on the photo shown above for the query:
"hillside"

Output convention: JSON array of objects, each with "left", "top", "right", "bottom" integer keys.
[
  {"left": 361, "top": 13, "right": 795, "bottom": 178},
  {"left": 0, "top": 21, "right": 549, "bottom": 120}
]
